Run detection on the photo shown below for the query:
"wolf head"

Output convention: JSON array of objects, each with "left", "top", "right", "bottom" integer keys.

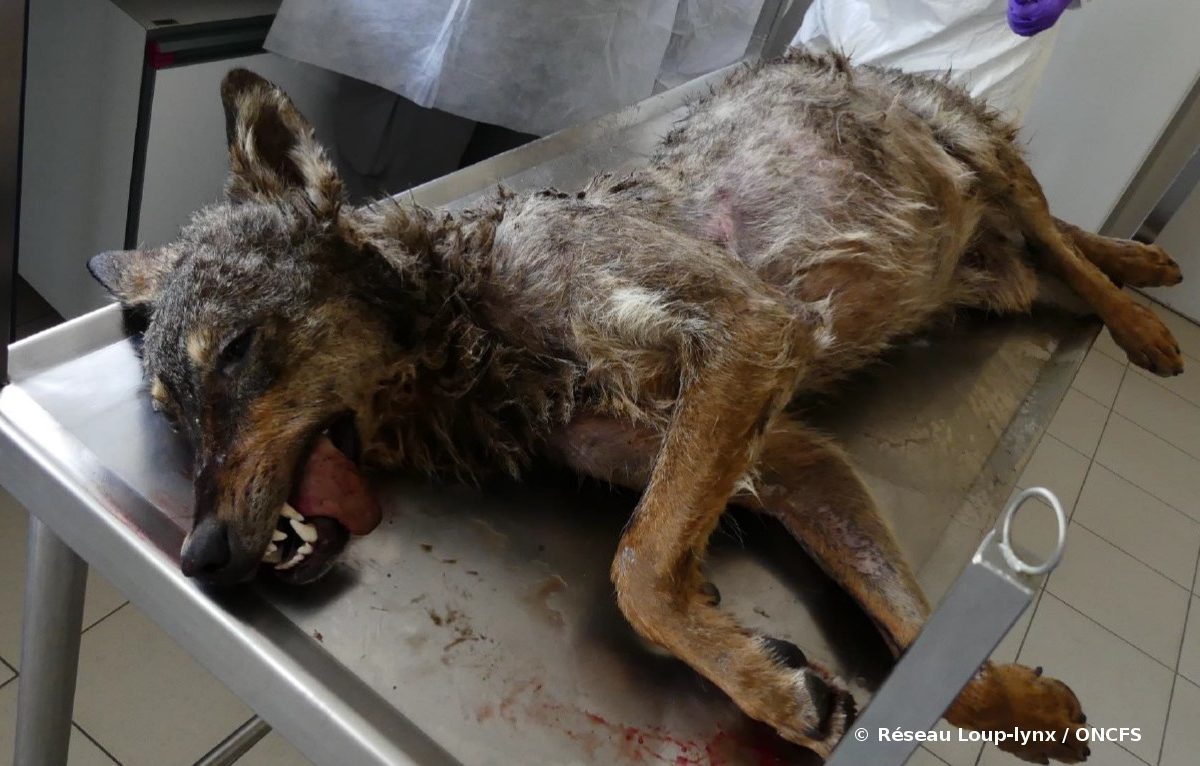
[{"left": 90, "top": 70, "right": 409, "bottom": 585}]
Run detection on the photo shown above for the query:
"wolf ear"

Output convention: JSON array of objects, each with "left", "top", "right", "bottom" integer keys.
[
  {"left": 88, "top": 248, "right": 177, "bottom": 307},
  {"left": 220, "top": 68, "right": 343, "bottom": 215}
]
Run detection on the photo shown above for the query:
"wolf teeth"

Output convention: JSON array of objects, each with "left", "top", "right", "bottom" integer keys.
[
  {"left": 275, "top": 550, "right": 306, "bottom": 571},
  {"left": 273, "top": 503, "right": 318, "bottom": 570},
  {"left": 289, "top": 517, "right": 318, "bottom": 543},
  {"left": 262, "top": 543, "right": 282, "bottom": 564},
  {"left": 280, "top": 503, "right": 303, "bottom": 522}
]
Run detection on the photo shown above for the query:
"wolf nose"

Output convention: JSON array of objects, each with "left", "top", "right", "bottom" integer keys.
[{"left": 180, "top": 517, "right": 232, "bottom": 578}]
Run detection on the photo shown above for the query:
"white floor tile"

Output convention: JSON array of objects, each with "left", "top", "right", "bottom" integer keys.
[
  {"left": 239, "top": 730, "right": 316, "bottom": 765},
  {"left": 1091, "top": 328, "right": 1125, "bottom": 363},
  {"left": 977, "top": 737, "right": 1143, "bottom": 766},
  {"left": 73, "top": 604, "right": 252, "bottom": 766},
  {"left": 1047, "top": 389, "right": 1110, "bottom": 456},
  {"left": 924, "top": 719, "right": 983, "bottom": 766},
  {"left": 0, "top": 489, "right": 128, "bottom": 669},
  {"left": 0, "top": 682, "right": 118, "bottom": 765},
  {"left": 1016, "top": 435, "right": 1091, "bottom": 513},
  {"left": 1129, "top": 352, "right": 1200, "bottom": 408},
  {"left": 1073, "top": 464, "right": 1200, "bottom": 588},
  {"left": 1160, "top": 676, "right": 1200, "bottom": 766},
  {"left": 1113, "top": 372, "right": 1200, "bottom": 462},
  {"left": 1048, "top": 523, "right": 1189, "bottom": 666},
  {"left": 905, "top": 745, "right": 951, "bottom": 766},
  {"left": 1072, "top": 347, "right": 1126, "bottom": 407},
  {"left": 1180, "top": 596, "right": 1200, "bottom": 687},
  {"left": 1018, "top": 595, "right": 1174, "bottom": 764},
  {"left": 1095, "top": 414, "right": 1200, "bottom": 522}
]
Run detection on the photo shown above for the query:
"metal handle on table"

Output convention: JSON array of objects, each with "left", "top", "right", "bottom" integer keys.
[
  {"left": 826, "top": 487, "right": 1067, "bottom": 766},
  {"left": 1000, "top": 487, "right": 1068, "bottom": 576}
]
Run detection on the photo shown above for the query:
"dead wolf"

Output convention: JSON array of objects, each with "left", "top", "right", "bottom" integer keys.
[{"left": 89, "top": 51, "right": 1185, "bottom": 763}]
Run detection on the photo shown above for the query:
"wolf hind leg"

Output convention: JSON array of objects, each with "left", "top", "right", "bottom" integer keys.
[
  {"left": 746, "top": 421, "right": 1090, "bottom": 764},
  {"left": 552, "top": 415, "right": 1090, "bottom": 763}
]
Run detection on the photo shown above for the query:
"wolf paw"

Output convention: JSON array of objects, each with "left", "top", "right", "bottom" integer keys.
[
  {"left": 965, "top": 664, "right": 1090, "bottom": 764},
  {"left": 1109, "top": 243, "right": 1183, "bottom": 288},
  {"left": 751, "top": 636, "right": 858, "bottom": 757},
  {"left": 1109, "top": 302, "right": 1184, "bottom": 376}
]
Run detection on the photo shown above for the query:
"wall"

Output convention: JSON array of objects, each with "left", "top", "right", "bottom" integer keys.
[
  {"left": 1145, "top": 183, "right": 1200, "bottom": 320},
  {"left": 19, "top": 0, "right": 144, "bottom": 318},
  {"left": 138, "top": 53, "right": 342, "bottom": 248},
  {"left": 1021, "top": 0, "right": 1200, "bottom": 233}
]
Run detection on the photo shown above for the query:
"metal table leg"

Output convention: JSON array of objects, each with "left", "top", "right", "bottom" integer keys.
[
  {"left": 14, "top": 515, "right": 88, "bottom": 766},
  {"left": 194, "top": 716, "right": 272, "bottom": 766}
]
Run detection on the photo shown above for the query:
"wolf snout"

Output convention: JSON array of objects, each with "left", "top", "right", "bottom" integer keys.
[
  {"left": 181, "top": 516, "right": 261, "bottom": 584},
  {"left": 181, "top": 516, "right": 232, "bottom": 577}
]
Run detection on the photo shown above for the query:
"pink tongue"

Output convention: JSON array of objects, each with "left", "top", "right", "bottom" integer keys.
[{"left": 290, "top": 435, "right": 382, "bottom": 535}]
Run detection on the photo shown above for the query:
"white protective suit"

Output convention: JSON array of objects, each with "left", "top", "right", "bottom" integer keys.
[
  {"left": 793, "top": 0, "right": 1062, "bottom": 122},
  {"left": 266, "top": 0, "right": 770, "bottom": 136},
  {"left": 265, "top": 0, "right": 1063, "bottom": 137}
]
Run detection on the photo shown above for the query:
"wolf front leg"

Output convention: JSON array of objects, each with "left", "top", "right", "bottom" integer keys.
[
  {"left": 1054, "top": 217, "right": 1182, "bottom": 289},
  {"left": 605, "top": 309, "right": 857, "bottom": 756},
  {"left": 1000, "top": 161, "right": 1182, "bottom": 376}
]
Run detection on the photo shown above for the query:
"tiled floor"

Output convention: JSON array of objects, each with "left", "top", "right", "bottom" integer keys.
[
  {"left": 920, "top": 293, "right": 1200, "bottom": 766},
  {"left": 0, "top": 286, "right": 1197, "bottom": 765}
]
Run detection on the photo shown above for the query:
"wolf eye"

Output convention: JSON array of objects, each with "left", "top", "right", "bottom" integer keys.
[{"left": 218, "top": 326, "right": 257, "bottom": 372}]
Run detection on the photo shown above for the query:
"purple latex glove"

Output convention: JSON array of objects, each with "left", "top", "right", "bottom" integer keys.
[{"left": 1008, "top": 0, "right": 1073, "bottom": 37}]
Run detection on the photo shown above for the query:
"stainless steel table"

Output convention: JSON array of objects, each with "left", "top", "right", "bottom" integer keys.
[{"left": 0, "top": 68, "right": 1093, "bottom": 766}]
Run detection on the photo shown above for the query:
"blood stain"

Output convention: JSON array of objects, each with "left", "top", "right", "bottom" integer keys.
[{"left": 526, "top": 574, "right": 567, "bottom": 627}]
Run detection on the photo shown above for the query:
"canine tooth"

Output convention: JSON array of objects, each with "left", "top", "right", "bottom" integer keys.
[
  {"left": 275, "top": 551, "right": 306, "bottom": 571},
  {"left": 262, "top": 543, "right": 281, "bottom": 563},
  {"left": 271, "top": 529, "right": 288, "bottom": 542},
  {"left": 280, "top": 503, "right": 303, "bottom": 522},
  {"left": 297, "top": 542, "right": 313, "bottom": 556},
  {"left": 290, "top": 518, "right": 318, "bottom": 543}
]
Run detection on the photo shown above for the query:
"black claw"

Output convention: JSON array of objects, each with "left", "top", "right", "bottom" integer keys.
[
  {"left": 1034, "top": 665, "right": 1043, "bottom": 676},
  {"left": 700, "top": 581, "right": 721, "bottom": 605},
  {"left": 804, "top": 671, "right": 834, "bottom": 731},
  {"left": 762, "top": 636, "right": 808, "bottom": 669},
  {"left": 840, "top": 690, "right": 859, "bottom": 725},
  {"left": 1079, "top": 713, "right": 1086, "bottom": 724}
]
